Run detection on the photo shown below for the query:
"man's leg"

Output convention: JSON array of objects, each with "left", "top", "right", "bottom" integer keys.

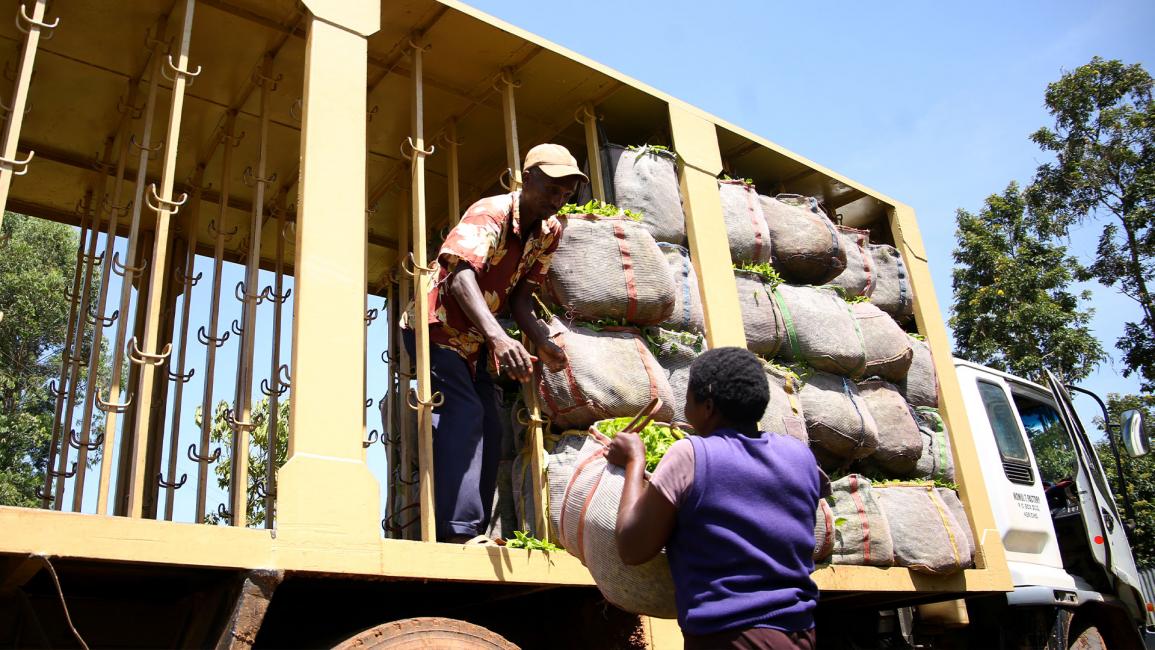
[
  {"left": 403, "top": 330, "right": 487, "bottom": 541},
  {"left": 472, "top": 355, "right": 504, "bottom": 534}
]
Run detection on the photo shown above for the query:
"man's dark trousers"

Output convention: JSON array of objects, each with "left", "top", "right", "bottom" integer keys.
[{"left": 403, "top": 330, "right": 503, "bottom": 541}]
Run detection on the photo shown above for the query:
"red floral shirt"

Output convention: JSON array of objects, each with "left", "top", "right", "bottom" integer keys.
[{"left": 403, "top": 191, "right": 563, "bottom": 371}]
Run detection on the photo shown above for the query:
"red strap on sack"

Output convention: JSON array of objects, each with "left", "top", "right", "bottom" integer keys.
[
  {"left": 612, "top": 220, "right": 639, "bottom": 322},
  {"left": 849, "top": 474, "right": 872, "bottom": 563},
  {"left": 560, "top": 448, "right": 607, "bottom": 562}
]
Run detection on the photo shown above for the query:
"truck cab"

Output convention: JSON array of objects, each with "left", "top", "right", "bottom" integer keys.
[{"left": 955, "top": 360, "right": 1151, "bottom": 647}]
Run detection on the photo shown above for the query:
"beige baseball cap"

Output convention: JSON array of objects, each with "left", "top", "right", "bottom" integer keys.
[{"left": 522, "top": 143, "right": 588, "bottom": 182}]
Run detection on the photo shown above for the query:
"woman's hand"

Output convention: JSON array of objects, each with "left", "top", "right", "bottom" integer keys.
[{"left": 605, "top": 430, "right": 645, "bottom": 469}]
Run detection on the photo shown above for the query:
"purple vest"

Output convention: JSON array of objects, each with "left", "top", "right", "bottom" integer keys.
[{"left": 667, "top": 430, "right": 821, "bottom": 635}]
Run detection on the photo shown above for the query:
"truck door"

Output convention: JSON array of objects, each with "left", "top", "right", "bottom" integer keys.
[{"left": 1044, "top": 371, "right": 1145, "bottom": 618}]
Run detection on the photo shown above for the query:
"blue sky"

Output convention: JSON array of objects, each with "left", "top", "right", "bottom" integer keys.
[{"left": 465, "top": 0, "right": 1155, "bottom": 431}]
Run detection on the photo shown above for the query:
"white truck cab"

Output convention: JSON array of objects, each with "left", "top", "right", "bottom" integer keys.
[{"left": 955, "top": 360, "right": 1152, "bottom": 647}]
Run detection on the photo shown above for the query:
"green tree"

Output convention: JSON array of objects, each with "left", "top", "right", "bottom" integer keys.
[
  {"left": 197, "top": 397, "right": 289, "bottom": 526},
  {"left": 951, "top": 182, "right": 1105, "bottom": 383},
  {"left": 1094, "top": 393, "right": 1155, "bottom": 568},
  {"left": 0, "top": 212, "right": 106, "bottom": 507},
  {"left": 1027, "top": 57, "right": 1155, "bottom": 391}
]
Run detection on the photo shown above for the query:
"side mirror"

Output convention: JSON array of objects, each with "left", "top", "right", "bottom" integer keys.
[{"left": 1120, "top": 409, "right": 1149, "bottom": 458}]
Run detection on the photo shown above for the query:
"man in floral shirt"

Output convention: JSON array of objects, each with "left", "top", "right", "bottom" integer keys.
[{"left": 403, "top": 143, "right": 585, "bottom": 542}]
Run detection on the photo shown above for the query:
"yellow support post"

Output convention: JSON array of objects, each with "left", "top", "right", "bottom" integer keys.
[
  {"left": 668, "top": 101, "right": 745, "bottom": 349},
  {"left": 407, "top": 36, "right": 439, "bottom": 543},
  {"left": 0, "top": 0, "right": 54, "bottom": 225},
  {"left": 497, "top": 68, "right": 522, "bottom": 191},
  {"left": 276, "top": 0, "right": 382, "bottom": 545},
  {"left": 578, "top": 103, "right": 605, "bottom": 203},
  {"left": 446, "top": 119, "right": 462, "bottom": 225}
]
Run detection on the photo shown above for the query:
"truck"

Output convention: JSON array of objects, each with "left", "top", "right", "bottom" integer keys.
[{"left": 0, "top": 0, "right": 1150, "bottom": 647}]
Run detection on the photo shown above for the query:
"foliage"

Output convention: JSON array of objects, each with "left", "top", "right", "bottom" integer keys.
[
  {"left": 199, "top": 397, "right": 289, "bottom": 526},
  {"left": 596, "top": 417, "right": 684, "bottom": 473},
  {"left": 950, "top": 183, "right": 1105, "bottom": 383},
  {"left": 1026, "top": 57, "right": 1155, "bottom": 391},
  {"left": 734, "top": 261, "right": 784, "bottom": 287},
  {"left": 557, "top": 200, "right": 642, "bottom": 222},
  {"left": 627, "top": 144, "right": 677, "bottom": 160},
  {"left": 0, "top": 213, "right": 107, "bottom": 507},
  {"left": 1094, "top": 393, "right": 1155, "bottom": 568},
  {"left": 720, "top": 174, "right": 755, "bottom": 186},
  {"left": 505, "top": 530, "right": 560, "bottom": 551}
]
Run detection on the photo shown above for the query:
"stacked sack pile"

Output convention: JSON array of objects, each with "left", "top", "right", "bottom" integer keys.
[{"left": 723, "top": 177, "right": 972, "bottom": 576}]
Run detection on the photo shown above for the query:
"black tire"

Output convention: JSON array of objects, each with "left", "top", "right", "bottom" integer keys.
[{"left": 332, "top": 617, "right": 519, "bottom": 649}]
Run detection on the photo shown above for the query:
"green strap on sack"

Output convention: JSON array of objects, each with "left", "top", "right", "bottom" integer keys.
[{"left": 771, "top": 287, "right": 802, "bottom": 359}]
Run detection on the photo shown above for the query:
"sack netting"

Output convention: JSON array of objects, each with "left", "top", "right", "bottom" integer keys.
[{"left": 760, "top": 193, "right": 846, "bottom": 285}]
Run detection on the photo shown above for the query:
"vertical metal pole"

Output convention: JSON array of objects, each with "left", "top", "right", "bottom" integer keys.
[
  {"left": 126, "top": 0, "right": 198, "bottom": 517},
  {"left": 446, "top": 119, "right": 461, "bottom": 225},
  {"left": 85, "top": 47, "right": 164, "bottom": 513},
  {"left": 41, "top": 193, "right": 94, "bottom": 508},
  {"left": 580, "top": 103, "right": 605, "bottom": 203},
  {"left": 0, "top": 0, "right": 53, "bottom": 225},
  {"left": 262, "top": 200, "right": 289, "bottom": 529},
  {"left": 384, "top": 277, "right": 400, "bottom": 536},
  {"left": 408, "top": 39, "right": 437, "bottom": 543},
  {"left": 498, "top": 68, "right": 522, "bottom": 191},
  {"left": 196, "top": 113, "right": 236, "bottom": 523},
  {"left": 396, "top": 190, "right": 416, "bottom": 539}
]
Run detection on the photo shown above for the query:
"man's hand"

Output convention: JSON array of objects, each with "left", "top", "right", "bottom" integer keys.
[
  {"left": 535, "top": 337, "right": 567, "bottom": 372},
  {"left": 605, "top": 430, "right": 646, "bottom": 469},
  {"left": 491, "top": 334, "right": 535, "bottom": 382}
]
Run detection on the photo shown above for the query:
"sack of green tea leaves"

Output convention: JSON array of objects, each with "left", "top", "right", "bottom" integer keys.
[
  {"left": 900, "top": 336, "right": 939, "bottom": 408},
  {"left": 734, "top": 269, "right": 787, "bottom": 356},
  {"left": 858, "top": 380, "right": 922, "bottom": 476},
  {"left": 544, "top": 431, "right": 605, "bottom": 543},
  {"left": 829, "top": 474, "right": 894, "bottom": 567},
  {"left": 937, "top": 487, "right": 974, "bottom": 565},
  {"left": 657, "top": 243, "right": 704, "bottom": 334},
  {"left": 869, "top": 244, "right": 914, "bottom": 321},
  {"left": 772, "top": 284, "right": 867, "bottom": 378},
  {"left": 798, "top": 371, "right": 879, "bottom": 466},
  {"left": 760, "top": 194, "right": 846, "bottom": 285},
  {"left": 760, "top": 361, "right": 808, "bottom": 444},
  {"left": 646, "top": 328, "right": 706, "bottom": 425},
  {"left": 914, "top": 407, "right": 955, "bottom": 482},
  {"left": 829, "top": 226, "right": 873, "bottom": 298},
  {"left": 538, "top": 319, "right": 675, "bottom": 430},
  {"left": 719, "top": 179, "right": 772, "bottom": 264},
  {"left": 606, "top": 144, "right": 686, "bottom": 245},
  {"left": 546, "top": 213, "right": 675, "bottom": 325},
  {"left": 872, "top": 482, "right": 972, "bottom": 575},
  {"left": 854, "top": 302, "right": 913, "bottom": 383},
  {"left": 559, "top": 419, "right": 680, "bottom": 618},
  {"left": 813, "top": 498, "right": 836, "bottom": 562}
]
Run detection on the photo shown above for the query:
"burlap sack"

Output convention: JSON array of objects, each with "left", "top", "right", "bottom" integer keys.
[
  {"left": 937, "top": 487, "right": 975, "bottom": 565},
  {"left": 869, "top": 244, "right": 914, "bottom": 321},
  {"left": 873, "top": 483, "right": 972, "bottom": 575},
  {"left": 546, "top": 432, "right": 604, "bottom": 543},
  {"left": 657, "top": 243, "right": 704, "bottom": 334},
  {"left": 854, "top": 302, "right": 913, "bottom": 382},
  {"left": 772, "top": 284, "right": 866, "bottom": 378},
  {"left": 734, "top": 270, "right": 787, "bottom": 356},
  {"left": 646, "top": 328, "right": 705, "bottom": 425},
  {"left": 760, "top": 362, "right": 808, "bottom": 444},
  {"left": 719, "top": 180, "right": 772, "bottom": 264},
  {"left": 797, "top": 370, "right": 879, "bottom": 461},
  {"left": 760, "top": 194, "right": 846, "bottom": 285},
  {"left": 538, "top": 320, "right": 675, "bottom": 430},
  {"left": 814, "top": 498, "right": 836, "bottom": 562},
  {"left": 915, "top": 407, "right": 955, "bottom": 482},
  {"left": 511, "top": 447, "right": 538, "bottom": 537},
  {"left": 606, "top": 144, "right": 686, "bottom": 245},
  {"left": 829, "top": 226, "right": 874, "bottom": 298},
  {"left": 858, "top": 380, "right": 923, "bottom": 476},
  {"left": 560, "top": 449, "right": 678, "bottom": 618},
  {"left": 900, "top": 336, "right": 939, "bottom": 407},
  {"left": 487, "top": 459, "right": 517, "bottom": 540},
  {"left": 546, "top": 214, "right": 675, "bottom": 325},
  {"left": 829, "top": 474, "right": 894, "bottom": 567}
]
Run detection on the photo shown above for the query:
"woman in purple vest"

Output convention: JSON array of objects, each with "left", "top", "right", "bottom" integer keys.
[{"left": 607, "top": 347, "right": 825, "bottom": 650}]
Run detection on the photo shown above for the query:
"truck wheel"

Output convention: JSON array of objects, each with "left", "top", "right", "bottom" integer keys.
[
  {"left": 1068, "top": 624, "right": 1107, "bottom": 650},
  {"left": 332, "top": 617, "right": 518, "bottom": 649}
]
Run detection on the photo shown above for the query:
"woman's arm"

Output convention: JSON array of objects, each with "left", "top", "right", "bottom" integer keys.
[{"left": 605, "top": 432, "right": 678, "bottom": 565}]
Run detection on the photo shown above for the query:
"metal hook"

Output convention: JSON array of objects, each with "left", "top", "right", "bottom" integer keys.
[
  {"left": 365, "top": 397, "right": 374, "bottom": 409},
  {"left": 47, "top": 379, "right": 68, "bottom": 400},
  {"left": 216, "top": 128, "right": 245, "bottom": 148},
  {"left": 367, "top": 105, "right": 378, "bottom": 123},
  {"left": 281, "top": 220, "right": 296, "bottom": 243},
  {"left": 216, "top": 503, "right": 231, "bottom": 520},
  {"left": 94, "top": 386, "right": 133, "bottom": 413},
  {"left": 252, "top": 67, "right": 283, "bottom": 90},
  {"left": 157, "top": 471, "right": 188, "bottom": 489},
  {"left": 400, "top": 137, "right": 435, "bottom": 162},
  {"left": 146, "top": 184, "right": 188, "bottom": 215},
  {"left": 493, "top": 68, "right": 522, "bottom": 91},
  {"left": 187, "top": 443, "right": 222, "bottom": 464},
  {"left": 116, "top": 95, "right": 144, "bottom": 119},
  {"left": 47, "top": 462, "right": 77, "bottom": 479},
  {"left": 259, "top": 285, "right": 292, "bottom": 304},
  {"left": 35, "top": 486, "right": 54, "bottom": 503},
  {"left": 225, "top": 407, "right": 259, "bottom": 432},
  {"left": 499, "top": 167, "right": 516, "bottom": 191},
  {"left": 0, "top": 151, "right": 35, "bottom": 176},
  {"left": 87, "top": 305, "right": 120, "bottom": 328},
  {"left": 208, "top": 219, "right": 239, "bottom": 238},
  {"left": 363, "top": 430, "right": 379, "bottom": 448},
  {"left": 400, "top": 252, "right": 438, "bottom": 278},
  {"left": 129, "top": 134, "right": 164, "bottom": 159},
  {"left": 143, "top": 26, "right": 173, "bottom": 53},
  {"left": 242, "top": 166, "right": 278, "bottom": 187},
  {"left": 260, "top": 377, "right": 288, "bottom": 397},
  {"left": 289, "top": 98, "right": 302, "bottom": 121},
  {"left": 574, "top": 104, "right": 598, "bottom": 125},
  {"left": 235, "top": 281, "right": 265, "bottom": 306},
  {"left": 230, "top": 319, "right": 244, "bottom": 337},
  {"left": 255, "top": 480, "right": 276, "bottom": 499},
  {"left": 278, "top": 364, "right": 292, "bottom": 388},
  {"left": 101, "top": 195, "right": 132, "bottom": 216},
  {"left": 365, "top": 308, "right": 379, "bottom": 325},
  {"left": 197, "top": 326, "right": 230, "bottom": 348},
  {"left": 381, "top": 349, "right": 393, "bottom": 365},
  {"left": 15, "top": 4, "right": 59, "bottom": 38},
  {"left": 177, "top": 269, "right": 203, "bottom": 288},
  {"left": 406, "top": 388, "right": 445, "bottom": 411},
  {"left": 68, "top": 428, "right": 104, "bottom": 450},
  {"left": 111, "top": 251, "right": 148, "bottom": 278},
  {"left": 167, "top": 367, "right": 195, "bottom": 383},
  {"left": 127, "top": 337, "right": 172, "bottom": 366},
  {"left": 0, "top": 96, "right": 32, "bottom": 117},
  {"left": 161, "top": 54, "right": 202, "bottom": 85}
]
